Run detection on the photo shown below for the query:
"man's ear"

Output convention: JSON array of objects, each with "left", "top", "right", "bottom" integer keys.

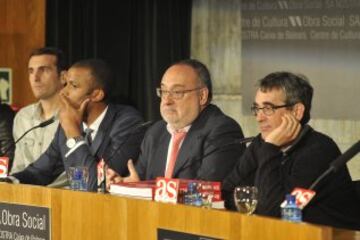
[
  {"left": 293, "top": 102, "right": 305, "bottom": 121},
  {"left": 59, "top": 70, "right": 67, "bottom": 86},
  {"left": 199, "top": 87, "right": 209, "bottom": 106},
  {"left": 90, "top": 88, "right": 105, "bottom": 102}
]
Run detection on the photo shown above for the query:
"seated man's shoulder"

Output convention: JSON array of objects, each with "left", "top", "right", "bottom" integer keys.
[
  {"left": 111, "top": 104, "right": 142, "bottom": 119},
  {"left": 310, "top": 129, "right": 338, "bottom": 145},
  {"left": 144, "top": 120, "right": 166, "bottom": 135},
  {"left": 199, "top": 104, "right": 241, "bottom": 130},
  {"left": 15, "top": 103, "right": 38, "bottom": 119},
  {"left": 0, "top": 104, "right": 15, "bottom": 120},
  {"left": 306, "top": 128, "right": 340, "bottom": 153}
]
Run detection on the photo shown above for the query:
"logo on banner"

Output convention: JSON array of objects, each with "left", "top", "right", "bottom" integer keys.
[
  {"left": 97, "top": 158, "right": 106, "bottom": 187},
  {"left": 154, "top": 177, "right": 180, "bottom": 204},
  {"left": 281, "top": 188, "right": 316, "bottom": 209},
  {"left": 0, "top": 157, "right": 9, "bottom": 177}
]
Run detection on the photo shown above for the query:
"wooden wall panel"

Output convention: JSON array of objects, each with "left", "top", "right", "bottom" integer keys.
[{"left": 0, "top": 0, "right": 45, "bottom": 107}]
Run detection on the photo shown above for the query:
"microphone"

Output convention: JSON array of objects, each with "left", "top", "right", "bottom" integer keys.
[
  {"left": 238, "top": 136, "right": 255, "bottom": 145},
  {"left": 209, "top": 136, "right": 255, "bottom": 150},
  {"left": 104, "top": 121, "right": 153, "bottom": 163},
  {"left": 309, "top": 140, "right": 360, "bottom": 190},
  {"left": 1, "top": 116, "right": 56, "bottom": 158},
  {"left": 97, "top": 121, "right": 153, "bottom": 192},
  {"left": 284, "top": 140, "right": 360, "bottom": 210},
  {"left": 194, "top": 136, "right": 254, "bottom": 179},
  {"left": 38, "top": 117, "right": 56, "bottom": 128},
  {"left": 329, "top": 140, "right": 360, "bottom": 172}
]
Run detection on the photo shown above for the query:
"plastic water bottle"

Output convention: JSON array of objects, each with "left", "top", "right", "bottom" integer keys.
[
  {"left": 185, "top": 182, "right": 196, "bottom": 205},
  {"left": 281, "top": 194, "right": 302, "bottom": 222}
]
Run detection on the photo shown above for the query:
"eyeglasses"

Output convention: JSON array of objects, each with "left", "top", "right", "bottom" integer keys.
[
  {"left": 156, "top": 87, "right": 203, "bottom": 100},
  {"left": 251, "top": 104, "right": 295, "bottom": 116}
]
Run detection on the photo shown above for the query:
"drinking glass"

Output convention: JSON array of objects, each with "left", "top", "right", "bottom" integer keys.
[
  {"left": 67, "top": 166, "right": 89, "bottom": 191},
  {"left": 233, "top": 186, "right": 258, "bottom": 215}
]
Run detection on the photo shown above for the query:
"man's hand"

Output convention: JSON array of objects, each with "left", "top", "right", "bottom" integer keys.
[
  {"left": 59, "top": 93, "right": 90, "bottom": 138},
  {"left": 106, "top": 159, "right": 140, "bottom": 191},
  {"left": 265, "top": 113, "right": 301, "bottom": 147}
]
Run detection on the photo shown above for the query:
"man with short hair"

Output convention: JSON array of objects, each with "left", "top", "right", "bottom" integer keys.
[
  {"left": 11, "top": 47, "right": 67, "bottom": 186},
  {"left": 107, "top": 59, "right": 245, "bottom": 185},
  {"left": 223, "top": 72, "right": 360, "bottom": 230},
  {"left": 10, "top": 59, "right": 144, "bottom": 191}
]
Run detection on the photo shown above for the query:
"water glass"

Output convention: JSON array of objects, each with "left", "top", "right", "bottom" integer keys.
[
  {"left": 67, "top": 166, "right": 89, "bottom": 191},
  {"left": 234, "top": 186, "right": 258, "bottom": 215}
]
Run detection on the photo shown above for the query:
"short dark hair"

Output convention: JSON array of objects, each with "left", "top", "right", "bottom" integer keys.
[
  {"left": 71, "top": 59, "right": 113, "bottom": 103},
  {"left": 29, "top": 47, "right": 67, "bottom": 73},
  {"left": 257, "top": 72, "right": 313, "bottom": 125},
  {"left": 173, "top": 59, "right": 213, "bottom": 103}
]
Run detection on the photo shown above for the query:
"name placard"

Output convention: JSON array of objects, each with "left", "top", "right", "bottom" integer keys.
[
  {"left": 158, "top": 228, "right": 222, "bottom": 240},
  {"left": 0, "top": 202, "right": 50, "bottom": 240}
]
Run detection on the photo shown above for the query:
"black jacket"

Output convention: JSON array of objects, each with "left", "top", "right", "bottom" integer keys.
[
  {"left": 0, "top": 104, "right": 15, "bottom": 168},
  {"left": 223, "top": 125, "right": 360, "bottom": 230}
]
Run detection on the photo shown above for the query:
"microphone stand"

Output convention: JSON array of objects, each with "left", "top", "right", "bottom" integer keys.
[
  {"left": 98, "top": 121, "right": 153, "bottom": 193},
  {"left": 309, "top": 140, "right": 360, "bottom": 191},
  {"left": 1, "top": 117, "right": 56, "bottom": 158}
]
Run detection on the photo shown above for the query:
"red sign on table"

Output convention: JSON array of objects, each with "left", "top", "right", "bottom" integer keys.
[
  {"left": 0, "top": 157, "right": 9, "bottom": 178},
  {"left": 154, "top": 177, "right": 180, "bottom": 204}
]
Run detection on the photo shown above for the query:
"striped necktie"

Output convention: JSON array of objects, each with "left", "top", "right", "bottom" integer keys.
[{"left": 84, "top": 128, "right": 93, "bottom": 146}]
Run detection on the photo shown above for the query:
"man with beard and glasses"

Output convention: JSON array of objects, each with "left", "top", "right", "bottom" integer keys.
[{"left": 106, "top": 59, "right": 245, "bottom": 187}]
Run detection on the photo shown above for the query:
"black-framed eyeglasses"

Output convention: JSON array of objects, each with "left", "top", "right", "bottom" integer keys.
[
  {"left": 156, "top": 87, "right": 203, "bottom": 100},
  {"left": 251, "top": 104, "right": 295, "bottom": 116}
]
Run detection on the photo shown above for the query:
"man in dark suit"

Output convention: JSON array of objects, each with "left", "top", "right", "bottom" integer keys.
[
  {"left": 8, "top": 59, "right": 144, "bottom": 191},
  {"left": 107, "top": 59, "right": 245, "bottom": 186}
]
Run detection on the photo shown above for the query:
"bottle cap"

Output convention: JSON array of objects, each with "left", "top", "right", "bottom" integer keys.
[{"left": 286, "top": 194, "right": 296, "bottom": 204}]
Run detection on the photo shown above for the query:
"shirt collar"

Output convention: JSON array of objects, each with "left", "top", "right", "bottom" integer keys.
[
  {"left": 166, "top": 124, "right": 191, "bottom": 135},
  {"left": 33, "top": 102, "right": 59, "bottom": 121},
  {"left": 83, "top": 106, "right": 109, "bottom": 132},
  {"left": 33, "top": 102, "right": 43, "bottom": 120}
]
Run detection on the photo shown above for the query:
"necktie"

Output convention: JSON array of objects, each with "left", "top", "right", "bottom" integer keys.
[
  {"left": 165, "top": 131, "right": 187, "bottom": 178},
  {"left": 84, "top": 128, "right": 93, "bottom": 146}
]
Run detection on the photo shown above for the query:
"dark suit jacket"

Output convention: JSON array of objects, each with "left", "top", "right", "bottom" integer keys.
[
  {"left": 0, "top": 104, "right": 15, "bottom": 167},
  {"left": 13, "top": 104, "right": 144, "bottom": 191},
  {"left": 135, "top": 104, "right": 245, "bottom": 181}
]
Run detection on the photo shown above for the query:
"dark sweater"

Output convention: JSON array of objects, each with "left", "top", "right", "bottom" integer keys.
[{"left": 223, "top": 125, "right": 360, "bottom": 230}]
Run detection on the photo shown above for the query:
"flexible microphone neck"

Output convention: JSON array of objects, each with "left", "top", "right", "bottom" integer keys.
[
  {"left": 200, "top": 136, "right": 255, "bottom": 162},
  {"left": 309, "top": 140, "right": 360, "bottom": 191},
  {"left": 330, "top": 140, "right": 360, "bottom": 172},
  {"left": 239, "top": 136, "right": 255, "bottom": 144},
  {"left": 37, "top": 117, "right": 56, "bottom": 128},
  {"left": 1, "top": 116, "right": 56, "bottom": 157},
  {"left": 98, "top": 121, "right": 153, "bottom": 192},
  {"left": 104, "top": 121, "right": 153, "bottom": 164}
]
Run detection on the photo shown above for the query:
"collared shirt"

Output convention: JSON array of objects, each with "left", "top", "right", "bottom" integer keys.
[
  {"left": 10, "top": 102, "right": 67, "bottom": 187},
  {"left": 164, "top": 124, "right": 191, "bottom": 175},
  {"left": 65, "top": 106, "right": 108, "bottom": 158},
  {"left": 82, "top": 106, "right": 108, "bottom": 141}
]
